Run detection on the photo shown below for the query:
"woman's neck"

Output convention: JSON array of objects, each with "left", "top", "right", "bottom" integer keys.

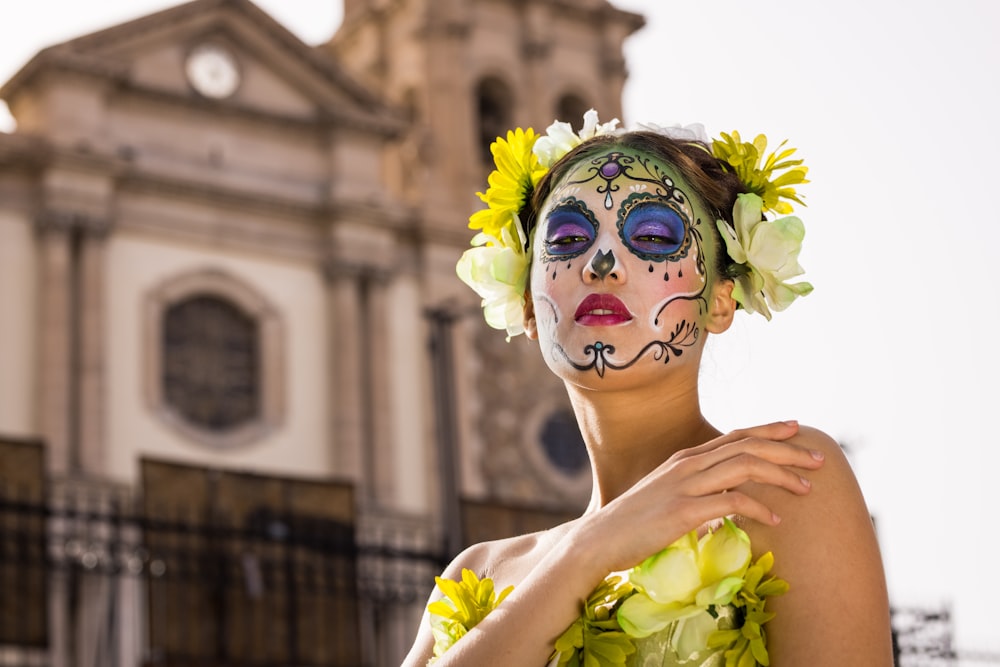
[{"left": 566, "top": 373, "right": 721, "bottom": 512}]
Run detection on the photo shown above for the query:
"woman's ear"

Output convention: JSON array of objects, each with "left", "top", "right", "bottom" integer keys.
[
  {"left": 523, "top": 291, "right": 538, "bottom": 340},
  {"left": 705, "top": 279, "right": 737, "bottom": 334}
]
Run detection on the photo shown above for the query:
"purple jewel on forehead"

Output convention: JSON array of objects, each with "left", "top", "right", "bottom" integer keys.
[
  {"left": 595, "top": 155, "right": 626, "bottom": 209},
  {"left": 599, "top": 161, "right": 621, "bottom": 179}
]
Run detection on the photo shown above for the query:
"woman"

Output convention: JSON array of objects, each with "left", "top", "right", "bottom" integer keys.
[{"left": 403, "top": 113, "right": 892, "bottom": 666}]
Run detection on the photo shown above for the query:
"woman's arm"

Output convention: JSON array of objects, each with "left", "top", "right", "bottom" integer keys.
[
  {"left": 402, "top": 421, "right": 825, "bottom": 666},
  {"left": 742, "top": 426, "right": 893, "bottom": 665}
]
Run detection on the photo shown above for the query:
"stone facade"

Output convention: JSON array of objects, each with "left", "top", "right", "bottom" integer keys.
[{"left": 0, "top": 0, "right": 643, "bottom": 663}]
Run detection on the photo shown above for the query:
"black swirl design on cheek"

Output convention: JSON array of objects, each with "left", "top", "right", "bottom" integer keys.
[
  {"left": 653, "top": 224, "right": 710, "bottom": 323},
  {"left": 550, "top": 321, "right": 700, "bottom": 378}
]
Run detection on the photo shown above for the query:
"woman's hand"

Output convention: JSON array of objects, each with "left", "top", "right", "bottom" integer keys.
[{"left": 575, "top": 420, "right": 825, "bottom": 577}]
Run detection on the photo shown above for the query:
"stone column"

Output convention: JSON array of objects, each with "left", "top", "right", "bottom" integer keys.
[
  {"left": 323, "top": 261, "right": 367, "bottom": 489},
  {"left": 385, "top": 272, "right": 432, "bottom": 515},
  {"left": 35, "top": 211, "right": 110, "bottom": 477},
  {"left": 77, "top": 216, "right": 110, "bottom": 477},
  {"left": 326, "top": 259, "right": 409, "bottom": 509},
  {"left": 360, "top": 267, "right": 397, "bottom": 509},
  {"left": 35, "top": 213, "right": 74, "bottom": 476}
]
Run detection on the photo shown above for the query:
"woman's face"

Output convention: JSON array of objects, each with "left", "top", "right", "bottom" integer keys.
[{"left": 527, "top": 147, "right": 731, "bottom": 385}]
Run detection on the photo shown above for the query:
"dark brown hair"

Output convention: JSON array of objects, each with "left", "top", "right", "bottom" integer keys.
[{"left": 527, "top": 131, "right": 746, "bottom": 278}]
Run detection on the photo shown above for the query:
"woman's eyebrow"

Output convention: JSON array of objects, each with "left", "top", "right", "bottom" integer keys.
[
  {"left": 548, "top": 196, "right": 596, "bottom": 218},
  {"left": 618, "top": 197, "right": 669, "bottom": 228}
]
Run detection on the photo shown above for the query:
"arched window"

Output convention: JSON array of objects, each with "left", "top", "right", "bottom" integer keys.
[
  {"left": 556, "top": 93, "right": 591, "bottom": 130},
  {"left": 162, "top": 295, "right": 259, "bottom": 431},
  {"left": 476, "top": 77, "right": 513, "bottom": 165},
  {"left": 145, "top": 269, "right": 284, "bottom": 448}
]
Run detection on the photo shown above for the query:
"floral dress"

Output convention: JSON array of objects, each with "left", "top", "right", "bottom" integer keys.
[{"left": 429, "top": 519, "right": 787, "bottom": 667}]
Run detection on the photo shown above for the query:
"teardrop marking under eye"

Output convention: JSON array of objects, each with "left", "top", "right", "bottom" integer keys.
[
  {"left": 543, "top": 204, "right": 598, "bottom": 261},
  {"left": 619, "top": 203, "right": 687, "bottom": 261}
]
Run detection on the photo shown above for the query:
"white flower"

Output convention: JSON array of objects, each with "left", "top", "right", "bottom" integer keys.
[
  {"left": 717, "top": 193, "right": 814, "bottom": 320},
  {"left": 578, "top": 108, "right": 620, "bottom": 141},
  {"left": 532, "top": 120, "right": 577, "bottom": 168},
  {"left": 671, "top": 610, "right": 721, "bottom": 661},
  {"left": 629, "top": 532, "right": 702, "bottom": 606},
  {"left": 455, "top": 224, "right": 530, "bottom": 340},
  {"left": 533, "top": 109, "right": 619, "bottom": 168}
]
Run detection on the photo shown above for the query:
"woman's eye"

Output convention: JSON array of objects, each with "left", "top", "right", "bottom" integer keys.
[
  {"left": 545, "top": 232, "right": 592, "bottom": 255},
  {"left": 633, "top": 233, "right": 676, "bottom": 244},
  {"left": 550, "top": 234, "right": 589, "bottom": 246},
  {"left": 621, "top": 204, "right": 685, "bottom": 257},
  {"left": 544, "top": 209, "right": 596, "bottom": 257}
]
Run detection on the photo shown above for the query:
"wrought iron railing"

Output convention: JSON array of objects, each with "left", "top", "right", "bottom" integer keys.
[{"left": 0, "top": 478, "right": 445, "bottom": 667}]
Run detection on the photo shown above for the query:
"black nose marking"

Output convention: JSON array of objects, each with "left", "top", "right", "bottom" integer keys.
[{"left": 592, "top": 249, "right": 615, "bottom": 279}]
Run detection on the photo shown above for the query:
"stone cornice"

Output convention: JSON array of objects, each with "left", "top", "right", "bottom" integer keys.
[
  {"left": 0, "top": 133, "right": 52, "bottom": 171},
  {"left": 321, "top": 257, "right": 396, "bottom": 285},
  {"left": 492, "top": 0, "right": 645, "bottom": 35},
  {"left": 0, "top": 48, "right": 130, "bottom": 98},
  {"left": 552, "top": 0, "right": 645, "bottom": 33},
  {"left": 35, "top": 209, "right": 113, "bottom": 238},
  {"left": 115, "top": 81, "right": 403, "bottom": 138},
  {"left": 2, "top": 133, "right": 419, "bottom": 239}
]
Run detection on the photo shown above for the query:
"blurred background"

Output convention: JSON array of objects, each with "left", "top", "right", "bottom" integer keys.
[{"left": 1, "top": 1, "right": 997, "bottom": 665}]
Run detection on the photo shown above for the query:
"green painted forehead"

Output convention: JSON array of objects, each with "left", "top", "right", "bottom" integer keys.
[{"left": 551, "top": 147, "right": 708, "bottom": 221}]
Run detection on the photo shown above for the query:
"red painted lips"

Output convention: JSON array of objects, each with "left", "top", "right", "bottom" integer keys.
[{"left": 574, "top": 293, "right": 633, "bottom": 326}]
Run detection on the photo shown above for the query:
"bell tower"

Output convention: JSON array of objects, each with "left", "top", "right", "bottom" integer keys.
[{"left": 323, "top": 0, "right": 645, "bottom": 237}]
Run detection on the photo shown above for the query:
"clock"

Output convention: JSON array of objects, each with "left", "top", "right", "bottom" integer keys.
[{"left": 185, "top": 43, "right": 241, "bottom": 99}]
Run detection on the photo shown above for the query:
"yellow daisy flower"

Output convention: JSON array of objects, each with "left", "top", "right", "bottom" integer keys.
[
  {"left": 427, "top": 568, "right": 513, "bottom": 661},
  {"left": 711, "top": 131, "right": 809, "bottom": 215},
  {"left": 469, "top": 127, "right": 547, "bottom": 242}
]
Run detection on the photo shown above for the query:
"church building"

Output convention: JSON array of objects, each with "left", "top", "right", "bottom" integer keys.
[{"left": 0, "top": 0, "right": 644, "bottom": 664}]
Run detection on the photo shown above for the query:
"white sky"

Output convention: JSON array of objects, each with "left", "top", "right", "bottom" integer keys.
[{"left": 2, "top": 0, "right": 998, "bottom": 654}]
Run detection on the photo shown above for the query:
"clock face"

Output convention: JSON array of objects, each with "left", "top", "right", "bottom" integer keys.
[{"left": 186, "top": 43, "right": 241, "bottom": 99}]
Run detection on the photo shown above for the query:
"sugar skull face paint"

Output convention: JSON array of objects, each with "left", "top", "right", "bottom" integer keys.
[{"left": 529, "top": 148, "right": 722, "bottom": 381}]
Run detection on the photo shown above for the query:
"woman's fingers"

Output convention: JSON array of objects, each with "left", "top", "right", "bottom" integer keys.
[
  {"left": 671, "top": 430, "right": 824, "bottom": 479},
  {"left": 682, "top": 451, "right": 814, "bottom": 498},
  {"left": 707, "top": 437, "right": 823, "bottom": 471},
  {"left": 678, "top": 420, "right": 801, "bottom": 459},
  {"left": 673, "top": 490, "right": 783, "bottom": 529}
]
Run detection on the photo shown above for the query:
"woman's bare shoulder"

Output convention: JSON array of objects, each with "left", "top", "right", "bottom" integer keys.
[
  {"left": 744, "top": 424, "right": 870, "bottom": 548},
  {"left": 742, "top": 423, "right": 894, "bottom": 664}
]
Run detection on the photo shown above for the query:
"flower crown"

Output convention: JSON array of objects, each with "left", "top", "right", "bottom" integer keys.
[{"left": 456, "top": 111, "right": 813, "bottom": 338}]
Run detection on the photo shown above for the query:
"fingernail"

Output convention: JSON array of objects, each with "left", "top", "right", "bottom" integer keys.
[
  {"left": 799, "top": 475, "right": 811, "bottom": 488},
  {"left": 771, "top": 512, "right": 782, "bottom": 524},
  {"left": 810, "top": 449, "right": 825, "bottom": 461},
  {"left": 783, "top": 419, "right": 798, "bottom": 427}
]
